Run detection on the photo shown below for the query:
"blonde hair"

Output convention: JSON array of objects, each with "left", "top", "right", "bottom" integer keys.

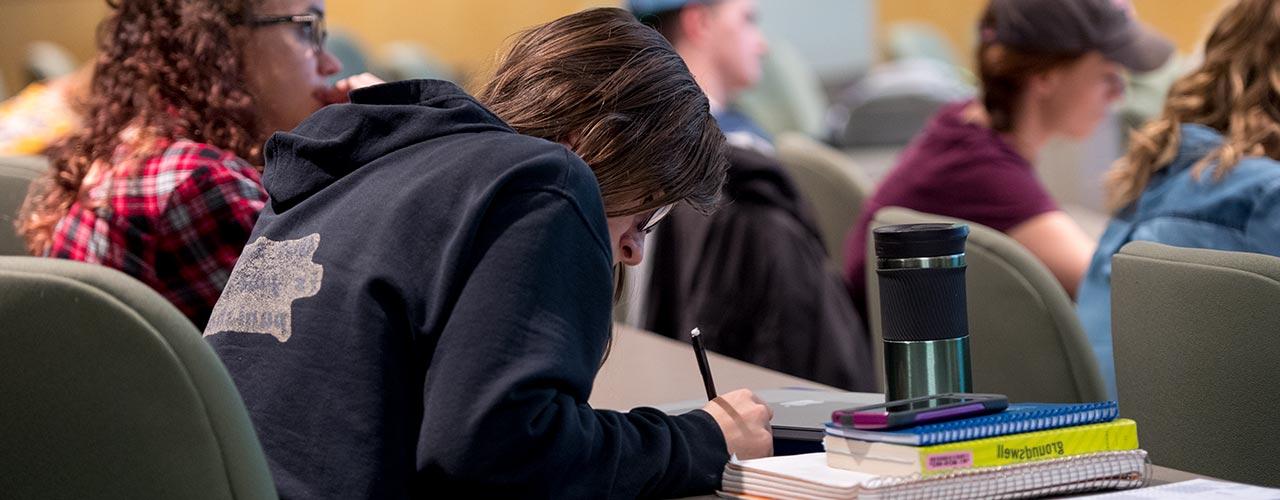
[{"left": 1106, "top": 0, "right": 1280, "bottom": 211}]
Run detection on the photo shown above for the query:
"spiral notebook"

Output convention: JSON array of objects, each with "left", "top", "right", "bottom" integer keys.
[
  {"left": 825, "top": 401, "right": 1119, "bottom": 446},
  {"left": 718, "top": 450, "right": 1150, "bottom": 500}
]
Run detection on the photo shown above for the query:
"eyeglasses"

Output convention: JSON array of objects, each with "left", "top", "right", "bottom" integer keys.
[
  {"left": 639, "top": 203, "right": 675, "bottom": 234},
  {"left": 251, "top": 13, "right": 328, "bottom": 52}
]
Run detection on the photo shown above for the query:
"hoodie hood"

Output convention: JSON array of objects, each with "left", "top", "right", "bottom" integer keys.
[{"left": 262, "top": 79, "right": 514, "bottom": 210}]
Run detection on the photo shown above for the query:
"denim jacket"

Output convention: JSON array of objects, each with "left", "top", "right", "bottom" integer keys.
[{"left": 1078, "top": 123, "right": 1280, "bottom": 399}]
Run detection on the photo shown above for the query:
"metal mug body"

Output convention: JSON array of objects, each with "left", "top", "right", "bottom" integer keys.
[
  {"left": 884, "top": 337, "right": 973, "bottom": 400},
  {"left": 874, "top": 223, "right": 974, "bottom": 401}
]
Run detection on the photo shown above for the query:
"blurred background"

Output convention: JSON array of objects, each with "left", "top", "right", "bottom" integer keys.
[
  {"left": 0, "top": 0, "right": 1231, "bottom": 222},
  {"left": 0, "top": 0, "right": 1224, "bottom": 93}
]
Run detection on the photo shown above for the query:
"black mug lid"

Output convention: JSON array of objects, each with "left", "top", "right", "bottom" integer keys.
[{"left": 874, "top": 223, "right": 969, "bottom": 259}]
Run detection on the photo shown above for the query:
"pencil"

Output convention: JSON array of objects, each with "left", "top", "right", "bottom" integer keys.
[{"left": 690, "top": 328, "right": 718, "bottom": 400}]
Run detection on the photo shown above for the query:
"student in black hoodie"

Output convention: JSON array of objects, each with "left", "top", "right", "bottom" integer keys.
[{"left": 204, "top": 8, "right": 772, "bottom": 499}]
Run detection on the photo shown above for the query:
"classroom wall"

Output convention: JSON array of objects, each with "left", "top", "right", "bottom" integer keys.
[
  {"left": 0, "top": 0, "right": 107, "bottom": 94},
  {"left": 755, "top": 0, "right": 875, "bottom": 81},
  {"left": 324, "top": 0, "right": 612, "bottom": 85}
]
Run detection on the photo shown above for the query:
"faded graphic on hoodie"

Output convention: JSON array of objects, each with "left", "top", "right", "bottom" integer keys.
[{"left": 205, "top": 234, "right": 323, "bottom": 342}]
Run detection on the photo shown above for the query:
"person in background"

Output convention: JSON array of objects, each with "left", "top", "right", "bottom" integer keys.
[
  {"left": 844, "top": 0, "right": 1174, "bottom": 317},
  {"left": 0, "top": 64, "right": 92, "bottom": 156},
  {"left": 632, "top": 0, "right": 771, "bottom": 150},
  {"left": 204, "top": 8, "right": 772, "bottom": 498},
  {"left": 1078, "top": 0, "right": 1280, "bottom": 399},
  {"left": 17, "top": 0, "right": 378, "bottom": 328},
  {"left": 633, "top": 0, "right": 876, "bottom": 390}
]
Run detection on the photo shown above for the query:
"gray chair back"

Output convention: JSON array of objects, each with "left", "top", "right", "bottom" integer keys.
[
  {"left": 775, "top": 133, "right": 875, "bottom": 270},
  {"left": 866, "top": 207, "right": 1106, "bottom": 403},
  {"left": 737, "top": 38, "right": 829, "bottom": 139},
  {"left": 840, "top": 93, "right": 947, "bottom": 147},
  {"left": 1112, "top": 241, "right": 1280, "bottom": 487},
  {"left": 0, "top": 155, "right": 47, "bottom": 255},
  {"left": 831, "top": 59, "right": 973, "bottom": 148},
  {"left": 0, "top": 256, "right": 277, "bottom": 499}
]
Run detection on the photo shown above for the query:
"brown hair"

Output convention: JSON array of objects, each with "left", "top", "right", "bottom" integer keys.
[
  {"left": 1107, "top": 0, "right": 1280, "bottom": 211},
  {"left": 976, "top": 7, "right": 1086, "bottom": 132},
  {"left": 477, "top": 7, "right": 727, "bottom": 219},
  {"left": 478, "top": 8, "right": 728, "bottom": 360},
  {"left": 18, "top": 0, "right": 265, "bottom": 254}
]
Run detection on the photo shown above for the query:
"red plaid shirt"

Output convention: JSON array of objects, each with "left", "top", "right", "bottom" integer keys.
[{"left": 48, "top": 140, "right": 267, "bottom": 328}]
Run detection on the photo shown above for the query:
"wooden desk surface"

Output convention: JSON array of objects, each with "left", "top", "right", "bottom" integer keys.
[
  {"left": 593, "top": 325, "right": 1214, "bottom": 497},
  {"left": 591, "top": 324, "right": 835, "bottom": 411},
  {"left": 1147, "top": 466, "right": 1211, "bottom": 485}
]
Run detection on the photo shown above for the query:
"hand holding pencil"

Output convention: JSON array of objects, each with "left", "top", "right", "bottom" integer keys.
[{"left": 692, "top": 327, "right": 775, "bottom": 459}]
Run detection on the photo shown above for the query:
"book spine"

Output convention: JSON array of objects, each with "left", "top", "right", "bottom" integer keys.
[{"left": 914, "top": 419, "right": 1138, "bottom": 474}]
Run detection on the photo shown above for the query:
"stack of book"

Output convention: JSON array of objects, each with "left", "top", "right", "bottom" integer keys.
[
  {"left": 823, "top": 401, "right": 1134, "bottom": 476},
  {"left": 719, "top": 401, "right": 1152, "bottom": 499}
]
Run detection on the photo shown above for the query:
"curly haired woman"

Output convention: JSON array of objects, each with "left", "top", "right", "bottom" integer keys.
[
  {"left": 18, "top": 0, "right": 377, "bottom": 327},
  {"left": 1078, "top": 0, "right": 1280, "bottom": 399}
]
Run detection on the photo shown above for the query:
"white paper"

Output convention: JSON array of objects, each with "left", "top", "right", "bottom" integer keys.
[
  {"left": 1077, "top": 479, "right": 1280, "bottom": 499},
  {"left": 730, "top": 453, "right": 877, "bottom": 489}
]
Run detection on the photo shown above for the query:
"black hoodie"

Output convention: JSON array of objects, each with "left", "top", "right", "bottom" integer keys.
[{"left": 204, "top": 80, "right": 728, "bottom": 499}]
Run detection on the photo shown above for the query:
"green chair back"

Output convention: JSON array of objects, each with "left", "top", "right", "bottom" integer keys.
[
  {"left": 738, "top": 39, "right": 830, "bottom": 139},
  {"left": 0, "top": 256, "right": 277, "bottom": 499},
  {"left": 1112, "top": 241, "right": 1280, "bottom": 487},
  {"left": 775, "top": 133, "right": 874, "bottom": 269},
  {"left": 0, "top": 155, "right": 47, "bottom": 255}
]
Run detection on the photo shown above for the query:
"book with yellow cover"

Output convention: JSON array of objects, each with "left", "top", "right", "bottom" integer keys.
[{"left": 824, "top": 419, "right": 1138, "bottom": 476}]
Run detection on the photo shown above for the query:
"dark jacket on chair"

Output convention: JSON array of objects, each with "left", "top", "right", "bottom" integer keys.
[{"left": 644, "top": 145, "right": 876, "bottom": 391}]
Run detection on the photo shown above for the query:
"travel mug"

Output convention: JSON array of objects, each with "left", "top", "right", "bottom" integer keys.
[{"left": 874, "top": 223, "right": 973, "bottom": 401}]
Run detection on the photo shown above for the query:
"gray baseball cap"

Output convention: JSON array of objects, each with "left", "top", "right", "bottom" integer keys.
[
  {"left": 983, "top": 0, "right": 1174, "bottom": 72},
  {"left": 629, "top": 0, "right": 700, "bottom": 18}
]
